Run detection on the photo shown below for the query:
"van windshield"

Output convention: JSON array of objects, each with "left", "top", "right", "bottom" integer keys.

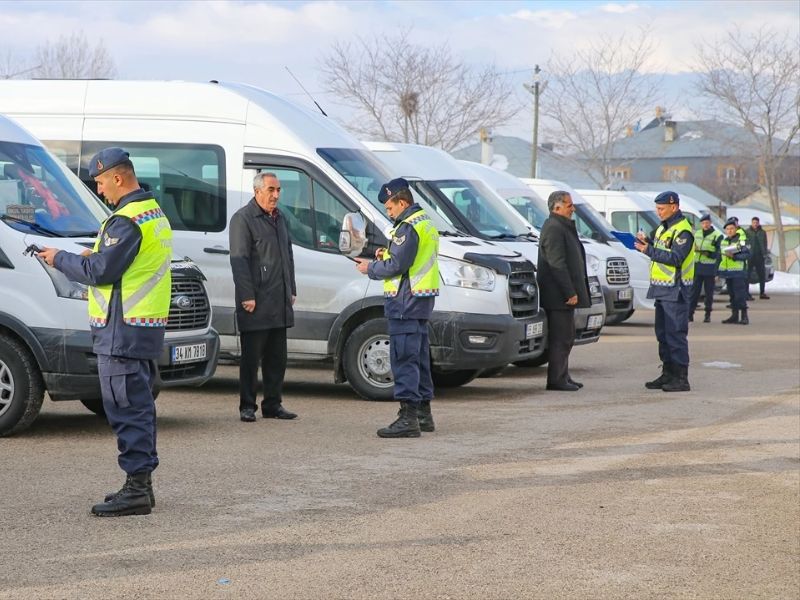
[
  {"left": 424, "top": 179, "right": 531, "bottom": 238},
  {"left": 318, "top": 147, "right": 459, "bottom": 234},
  {"left": 0, "top": 142, "right": 106, "bottom": 237},
  {"left": 573, "top": 202, "right": 617, "bottom": 242},
  {"left": 499, "top": 190, "right": 549, "bottom": 230}
]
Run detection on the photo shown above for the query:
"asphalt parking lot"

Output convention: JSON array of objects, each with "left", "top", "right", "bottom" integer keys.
[{"left": 1, "top": 294, "right": 798, "bottom": 599}]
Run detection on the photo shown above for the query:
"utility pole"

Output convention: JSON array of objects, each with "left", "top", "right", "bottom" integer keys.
[{"left": 523, "top": 65, "right": 542, "bottom": 178}]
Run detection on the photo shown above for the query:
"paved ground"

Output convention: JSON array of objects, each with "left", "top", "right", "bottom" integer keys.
[{"left": 1, "top": 294, "right": 798, "bottom": 599}]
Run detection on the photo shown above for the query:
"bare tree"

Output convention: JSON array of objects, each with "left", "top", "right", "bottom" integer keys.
[
  {"left": 694, "top": 27, "right": 800, "bottom": 271},
  {"left": 0, "top": 48, "right": 36, "bottom": 79},
  {"left": 33, "top": 32, "right": 116, "bottom": 79},
  {"left": 318, "top": 31, "right": 519, "bottom": 151},
  {"left": 541, "top": 29, "right": 662, "bottom": 189}
]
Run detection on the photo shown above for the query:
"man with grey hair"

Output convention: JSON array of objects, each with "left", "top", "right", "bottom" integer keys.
[
  {"left": 229, "top": 171, "right": 298, "bottom": 422},
  {"left": 537, "top": 190, "right": 591, "bottom": 391}
]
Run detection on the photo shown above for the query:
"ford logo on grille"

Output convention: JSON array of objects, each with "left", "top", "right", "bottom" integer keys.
[
  {"left": 523, "top": 283, "right": 537, "bottom": 298},
  {"left": 172, "top": 295, "right": 192, "bottom": 309}
]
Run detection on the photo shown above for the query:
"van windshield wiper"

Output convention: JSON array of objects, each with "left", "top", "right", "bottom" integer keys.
[
  {"left": 487, "top": 233, "right": 519, "bottom": 240},
  {"left": 65, "top": 230, "right": 99, "bottom": 238},
  {"left": 438, "top": 230, "right": 465, "bottom": 237},
  {"left": 0, "top": 214, "right": 60, "bottom": 237}
]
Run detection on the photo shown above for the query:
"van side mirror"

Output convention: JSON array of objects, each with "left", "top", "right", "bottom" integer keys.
[{"left": 340, "top": 212, "right": 367, "bottom": 257}]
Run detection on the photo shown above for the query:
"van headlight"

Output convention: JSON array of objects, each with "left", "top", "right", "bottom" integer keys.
[
  {"left": 586, "top": 254, "right": 600, "bottom": 275},
  {"left": 439, "top": 257, "right": 496, "bottom": 291},
  {"left": 40, "top": 260, "right": 89, "bottom": 300}
]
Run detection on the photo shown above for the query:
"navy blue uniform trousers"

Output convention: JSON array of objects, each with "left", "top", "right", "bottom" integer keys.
[
  {"left": 690, "top": 274, "right": 716, "bottom": 315},
  {"left": 389, "top": 319, "right": 433, "bottom": 404},
  {"left": 726, "top": 277, "right": 748, "bottom": 310},
  {"left": 654, "top": 290, "right": 690, "bottom": 367},
  {"left": 98, "top": 355, "right": 158, "bottom": 475}
]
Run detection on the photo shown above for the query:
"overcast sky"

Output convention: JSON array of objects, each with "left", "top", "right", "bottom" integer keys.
[{"left": 2, "top": 0, "right": 798, "bottom": 143}]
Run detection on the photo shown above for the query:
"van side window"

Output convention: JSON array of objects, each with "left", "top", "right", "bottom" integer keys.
[
  {"left": 80, "top": 142, "right": 226, "bottom": 232},
  {"left": 611, "top": 211, "right": 642, "bottom": 234},
  {"left": 255, "top": 167, "right": 350, "bottom": 251}
]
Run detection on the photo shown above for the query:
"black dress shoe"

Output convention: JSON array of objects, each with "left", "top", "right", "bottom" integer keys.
[
  {"left": 262, "top": 406, "right": 297, "bottom": 420},
  {"left": 567, "top": 377, "right": 584, "bottom": 389},
  {"left": 240, "top": 409, "right": 256, "bottom": 422},
  {"left": 760, "top": 294, "right": 770, "bottom": 299},
  {"left": 546, "top": 382, "right": 581, "bottom": 392}
]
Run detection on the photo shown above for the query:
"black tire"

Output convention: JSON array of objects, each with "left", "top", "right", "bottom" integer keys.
[
  {"left": 0, "top": 334, "right": 45, "bottom": 437},
  {"left": 431, "top": 369, "right": 479, "bottom": 388},
  {"left": 80, "top": 397, "right": 107, "bottom": 418},
  {"left": 342, "top": 318, "right": 395, "bottom": 401},
  {"left": 513, "top": 349, "right": 550, "bottom": 368}
]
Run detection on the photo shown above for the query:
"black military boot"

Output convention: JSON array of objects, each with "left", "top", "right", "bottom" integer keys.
[
  {"left": 645, "top": 363, "right": 672, "bottom": 390},
  {"left": 739, "top": 309, "right": 749, "bottom": 325},
  {"left": 703, "top": 311, "right": 711, "bottom": 323},
  {"left": 105, "top": 472, "right": 155, "bottom": 507},
  {"left": 722, "top": 310, "right": 740, "bottom": 324},
  {"left": 92, "top": 472, "right": 152, "bottom": 516},
  {"left": 377, "top": 402, "right": 421, "bottom": 438},
  {"left": 688, "top": 312, "right": 694, "bottom": 322},
  {"left": 663, "top": 365, "right": 690, "bottom": 392},
  {"left": 418, "top": 400, "right": 435, "bottom": 433}
]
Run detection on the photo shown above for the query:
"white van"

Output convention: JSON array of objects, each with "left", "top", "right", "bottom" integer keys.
[
  {"left": 0, "top": 113, "right": 219, "bottom": 436},
  {"left": 518, "top": 177, "right": 654, "bottom": 314},
  {"left": 0, "top": 80, "right": 547, "bottom": 399},
  {"left": 365, "top": 142, "right": 635, "bottom": 341},
  {"left": 577, "top": 189, "right": 662, "bottom": 236}
]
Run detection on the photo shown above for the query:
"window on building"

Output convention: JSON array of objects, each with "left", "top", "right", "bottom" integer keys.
[
  {"left": 610, "top": 166, "right": 631, "bottom": 181},
  {"left": 662, "top": 165, "right": 688, "bottom": 181},
  {"left": 717, "top": 164, "right": 738, "bottom": 182},
  {"left": 80, "top": 142, "right": 227, "bottom": 232}
]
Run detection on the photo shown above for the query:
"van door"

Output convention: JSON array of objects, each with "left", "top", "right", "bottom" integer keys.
[{"left": 245, "top": 158, "right": 372, "bottom": 358}]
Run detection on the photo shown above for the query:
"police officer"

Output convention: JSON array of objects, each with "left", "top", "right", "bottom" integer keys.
[
  {"left": 720, "top": 219, "right": 752, "bottom": 325},
  {"left": 38, "top": 148, "right": 172, "bottom": 516},
  {"left": 634, "top": 190, "right": 695, "bottom": 392},
  {"left": 354, "top": 178, "right": 439, "bottom": 438},
  {"left": 689, "top": 214, "right": 722, "bottom": 323}
]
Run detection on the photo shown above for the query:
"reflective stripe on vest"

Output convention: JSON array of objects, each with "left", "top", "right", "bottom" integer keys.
[
  {"left": 88, "top": 199, "right": 173, "bottom": 328},
  {"left": 383, "top": 209, "right": 440, "bottom": 298},
  {"left": 719, "top": 238, "right": 747, "bottom": 273},
  {"left": 649, "top": 217, "right": 695, "bottom": 287},
  {"left": 694, "top": 228, "right": 722, "bottom": 265}
]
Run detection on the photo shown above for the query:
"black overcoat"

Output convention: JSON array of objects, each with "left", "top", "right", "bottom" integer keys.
[
  {"left": 537, "top": 213, "right": 591, "bottom": 310},
  {"left": 229, "top": 198, "right": 296, "bottom": 332}
]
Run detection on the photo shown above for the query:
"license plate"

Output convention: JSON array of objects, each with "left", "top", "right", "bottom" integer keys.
[
  {"left": 618, "top": 288, "right": 632, "bottom": 300},
  {"left": 171, "top": 342, "right": 207, "bottom": 364},
  {"left": 525, "top": 322, "right": 543, "bottom": 339},
  {"left": 587, "top": 314, "right": 604, "bottom": 329}
]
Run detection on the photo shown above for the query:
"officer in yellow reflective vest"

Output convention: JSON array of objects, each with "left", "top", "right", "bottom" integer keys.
[
  {"left": 689, "top": 214, "right": 722, "bottom": 323},
  {"left": 634, "top": 190, "right": 695, "bottom": 392},
  {"left": 719, "top": 219, "right": 752, "bottom": 325},
  {"left": 38, "top": 148, "right": 172, "bottom": 517},
  {"left": 355, "top": 178, "right": 440, "bottom": 438}
]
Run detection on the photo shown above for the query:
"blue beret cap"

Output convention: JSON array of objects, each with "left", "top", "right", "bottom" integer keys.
[
  {"left": 654, "top": 190, "right": 680, "bottom": 205},
  {"left": 378, "top": 177, "right": 410, "bottom": 204},
  {"left": 724, "top": 218, "right": 737, "bottom": 228},
  {"left": 89, "top": 147, "right": 131, "bottom": 177},
  {"left": 700, "top": 213, "right": 711, "bottom": 222}
]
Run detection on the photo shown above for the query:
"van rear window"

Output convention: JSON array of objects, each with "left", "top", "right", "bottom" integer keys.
[{"left": 79, "top": 142, "right": 226, "bottom": 233}]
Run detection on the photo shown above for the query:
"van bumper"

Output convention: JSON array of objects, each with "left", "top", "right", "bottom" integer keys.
[
  {"left": 428, "top": 309, "right": 547, "bottom": 371},
  {"left": 573, "top": 305, "right": 603, "bottom": 346},
  {"left": 604, "top": 284, "right": 634, "bottom": 317},
  {"left": 34, "top": 327, "right": 220, "bottom": 401}
]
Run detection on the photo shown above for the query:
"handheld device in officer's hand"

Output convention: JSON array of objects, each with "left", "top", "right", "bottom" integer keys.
[{"left": 23, "top": 243, "right": 43, "bottom": 257}]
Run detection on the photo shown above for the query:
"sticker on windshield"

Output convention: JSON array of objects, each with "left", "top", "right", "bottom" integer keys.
[{"left": 6, "top": 204, "right": 36, "bottom": 221}]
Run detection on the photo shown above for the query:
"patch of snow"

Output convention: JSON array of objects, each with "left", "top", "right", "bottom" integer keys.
[
  {"left": 753, "top": 270, "right": 800, "bottom": 294},
  {"left": 702, "top": 361, "right": 742, "bottom": 369},
  {"left": 681, "top": 130, "right": 703, "bottom": 140}
]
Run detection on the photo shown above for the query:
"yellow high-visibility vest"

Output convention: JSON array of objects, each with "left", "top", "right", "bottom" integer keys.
[
  {"left": 649, "top": 217, "right": 695, "bottom": 287},
  {"left": 88, "top": 198, "right": 173, "bottom": 327},
  {"left": 694, "top": 228, "right": 722, "bottom": 265},
  {"left": 382, "top": 209, "right": 439, "bottom": 298}
]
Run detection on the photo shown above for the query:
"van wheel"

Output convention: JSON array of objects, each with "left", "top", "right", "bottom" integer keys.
[
  {"left": 343, "top": 319, "right": 395, "bottom": 401},
  {"left": 80, "top": 397, "right": 107, "bottom": 418},
  {"left": 513, "top": 349, "right": 549, "bottom": 368},
  {"left": 431, "top": 369, "right": 479, "bottom": 388},
  {"left": 605, "top": 309, "right": 635, "bottom": 325},
  {"left": 0, "top": 334, "right": 45, "bottom": 437}
]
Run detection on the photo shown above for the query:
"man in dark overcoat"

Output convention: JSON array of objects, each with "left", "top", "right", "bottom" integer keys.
[
  {"left": 537, "top": 190, "right": 591, "bottom": 391},
  {"left": 229, "top": 172, "right": 298, "bottom": 422}
]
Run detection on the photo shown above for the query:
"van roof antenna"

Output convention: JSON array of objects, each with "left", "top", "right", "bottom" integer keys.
[{"left": 285, "top": 66, "right": 328, "bottom": 117}]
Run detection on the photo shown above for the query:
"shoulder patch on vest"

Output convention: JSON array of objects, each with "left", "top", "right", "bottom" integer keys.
[
  {"left": 676, "top": 236, "right": 687, "bottom": 245},
  {"left": 392, "top": 234, "right": 406, "bottom": 246},
  {"left": 103, "top": 233, "right": 120, "bottom": 246}
]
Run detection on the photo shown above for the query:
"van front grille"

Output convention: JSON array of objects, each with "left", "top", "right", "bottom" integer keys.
[
  {"left": 606, "top": 258, "right": 630, "bottom": 285},
  {"left": 508, "top": 260, "right": 538, "bottom": 319},
  {"left": 167, "top": 279, "right": 211, "bottom": 331}
]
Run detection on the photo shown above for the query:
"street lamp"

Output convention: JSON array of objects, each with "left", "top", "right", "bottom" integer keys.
[{"left": 523, "top": 65, "right": 543, "bottom": 178}]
